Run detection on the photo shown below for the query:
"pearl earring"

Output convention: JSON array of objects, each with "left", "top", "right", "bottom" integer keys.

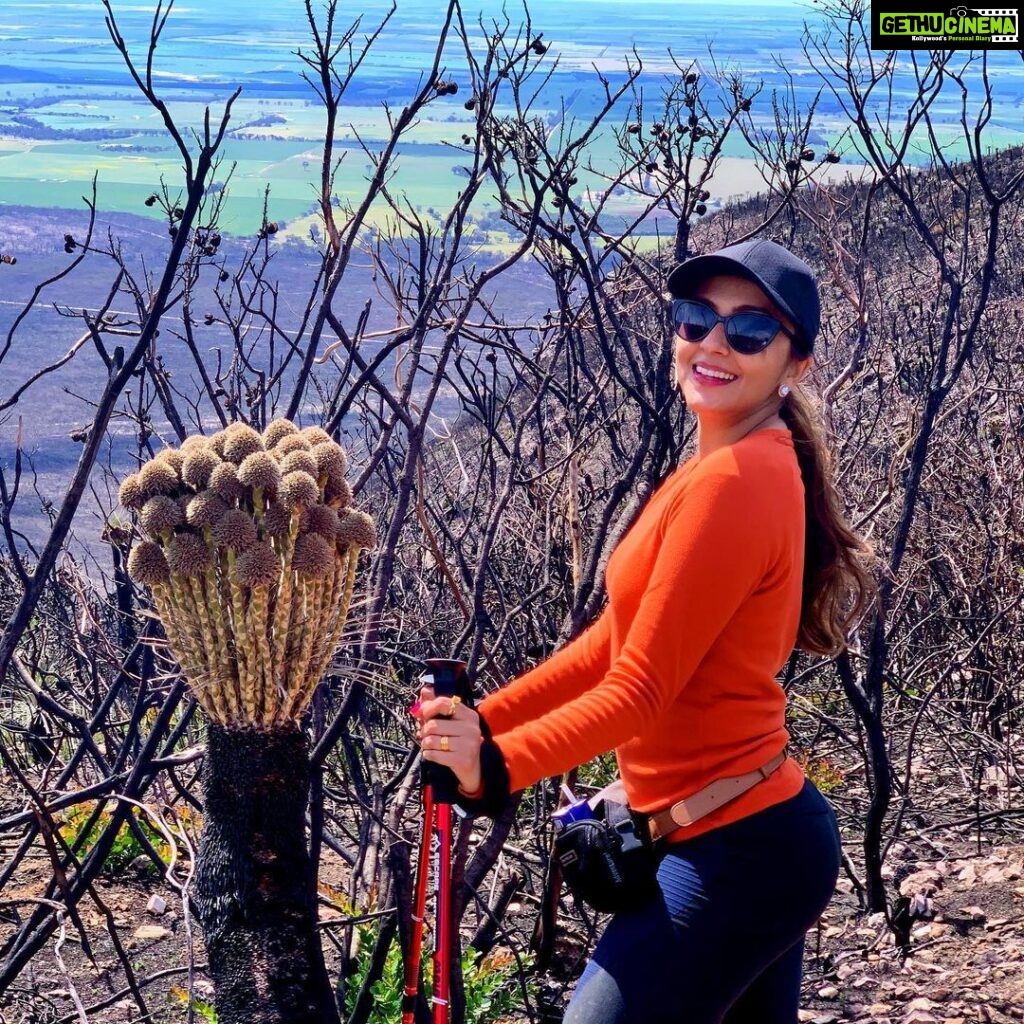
[{"left": 778, "top": 383, "right": 791, "bottom": 399}]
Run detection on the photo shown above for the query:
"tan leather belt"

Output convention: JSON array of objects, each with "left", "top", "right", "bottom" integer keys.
[{"left": 647, "top": 751, "right": 788, "bottom": 841}]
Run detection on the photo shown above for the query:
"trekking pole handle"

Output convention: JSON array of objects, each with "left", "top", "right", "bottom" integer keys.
[
  {"left": 421, "top": 658, "right": 473, "bottom": 706},
  {"left": 419, "top": 658, "right": 473, "bottom": 803}
]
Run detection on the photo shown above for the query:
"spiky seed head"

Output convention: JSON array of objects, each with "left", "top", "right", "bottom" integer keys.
[
  {"left": 127, "top": 541, "right": 171, "bottom": 585},
  {"left": 209, "top": 462, "right": 245, "bottom": 503},
  {"left": 154, "top": 447, "right": 185, "bottom": 475},
  {"left": 263, "top": 418, "right": 299, "bottom": 447},
  {"left": 223, "top": 423, "right": 264, "bottom": 464},
  {"left": 118, "top": 473, "right": 146, "bottom": 511},
  {"left": 263, "top": 502, "right": 293, "bottom": 537},
  {"left": 301, "top": 426, "right": 333, "bottom": 446},
  {"left": 140, "top": 495, "right": 184, "bottom": 536},
  {"left": 139, "top": 459, "right": 180, "bottom": 499},
  {"left": 273, "top": 434, "right": 312, "bottom": 457},
  {"left": 209, "top": 431, "right": 227, "bottom": 457},
  {"left": 325, "top": 477, "right": 353, "bottom": 509},
  {"left": 279, "top": 450, "right": 319, "bottom": 479},
  {"left": 211, "top": 508, "right": 258, "bottom": 550},
  {"left": 292, "top": 532, "right": 335, "bottom": 578},
  {"left": 186, "top": 491, "right": 229, "bottom": 529},
  {"left": 237, "top": 450, "right": 282, "bottom": 493},
  {"left": 301, "top": 503, "right": 338, "bottom": 541},
  {"left": 311, "top": 441, "right": 347, "bottom": 482},
  {"left": 182, "top": 448, "right": 220, "bottom": 490},
  {"left": 167, "top": 532, "right": 213, "bottom": 576},
  {"left": 235, "top": 540, "right": 280, "bottom": 587},
  {"left": 180, "top": 435, "right": 210, "bottom": 454},
  {"left": 280, "top": 471, "right": 320, "bottom": 510},
  {"left": 336, "top": 509, "right": 377, "bottom": 549}
]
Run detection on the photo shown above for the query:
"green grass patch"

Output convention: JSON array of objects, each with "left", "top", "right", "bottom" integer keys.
[{"left": 56, "top": 801, "right": 175, "bottom": 876}]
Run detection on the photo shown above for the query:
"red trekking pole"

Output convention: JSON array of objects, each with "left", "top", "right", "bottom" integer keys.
[{"left": 402, "top": 658, "right": 471, "bottom": 1024}]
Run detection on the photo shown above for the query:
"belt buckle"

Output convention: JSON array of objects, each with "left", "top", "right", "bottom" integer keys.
[{"left": 668, "top": 798, "right": 696, "bottom": 829}]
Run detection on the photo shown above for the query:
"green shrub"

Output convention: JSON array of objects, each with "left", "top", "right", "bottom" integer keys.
[
  {"left": 56, "top": 802, "right": 171, "bottom": 876},
  {"left": 794, "top": 752, "right": 845, "bottom": 794},
  {"left": 170, "top": 986, "right": 217, "bottom": 1022},
  {"left": 576, "top": 752, "right": 618, "bottom": 790},
  {"left": 343, "top": 919, "right": 534, "bottom": 1023}
]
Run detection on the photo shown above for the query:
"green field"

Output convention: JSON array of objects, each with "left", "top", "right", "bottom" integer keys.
[
  {"left": 2, "top": 0, "right": 1021, "bottom": 250},
  {"left": 0, "top": 88, "right": 600, "bottom": 241},
  {"left": 0, "top": 88, "right": 501, "bottom": 234}
]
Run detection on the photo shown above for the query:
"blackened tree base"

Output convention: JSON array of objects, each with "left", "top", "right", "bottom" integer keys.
[{"left": 194, "top": 724, "right": 340, "bottom": 1024}]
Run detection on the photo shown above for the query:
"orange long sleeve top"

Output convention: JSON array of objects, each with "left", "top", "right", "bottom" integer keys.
[{"left": 477, "top": 427, "right": 807, "bottom": 842}]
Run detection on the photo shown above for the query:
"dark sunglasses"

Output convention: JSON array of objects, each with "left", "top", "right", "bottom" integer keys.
[{"left": 671, "top": 298, "right": 797, "bottom": 355}]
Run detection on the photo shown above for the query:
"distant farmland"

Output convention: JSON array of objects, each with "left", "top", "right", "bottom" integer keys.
[
  {"left": 1, "top": 1, "right": 1023, "bottom": 558},
  {"left": 2, "top": 0, "right": 985, "bottom": 244}
]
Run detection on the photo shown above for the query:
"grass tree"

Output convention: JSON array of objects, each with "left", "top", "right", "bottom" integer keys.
[{"left": 123, "top": 420, "right": 375, "bottom": 1023}]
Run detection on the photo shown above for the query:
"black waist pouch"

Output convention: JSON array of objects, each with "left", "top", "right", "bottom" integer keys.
[{"left": 553, "top": 797, "right": 659, "bottom": 915}]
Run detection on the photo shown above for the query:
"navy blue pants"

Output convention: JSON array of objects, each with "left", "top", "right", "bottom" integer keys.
[{"left": 563, "top": 780, "right": 841, "bottom": 1024}]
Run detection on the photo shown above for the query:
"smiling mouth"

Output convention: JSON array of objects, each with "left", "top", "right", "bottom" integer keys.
[{"left": 693, "top": 364, "right": 738, "bottom": 383}]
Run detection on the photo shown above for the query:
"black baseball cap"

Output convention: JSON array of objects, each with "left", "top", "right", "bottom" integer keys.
[{"left": 667, "top": 239, "right": 820, "bottom": 355}]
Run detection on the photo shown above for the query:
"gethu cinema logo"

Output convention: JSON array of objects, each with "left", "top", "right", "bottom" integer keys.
[{"left": 879, "top": 6, "right": 1018, "bottom": 40}]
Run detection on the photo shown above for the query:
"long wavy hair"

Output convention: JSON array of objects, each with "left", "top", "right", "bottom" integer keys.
[{"left": 779, "top": 386, "right": 876, "bottom": 655}]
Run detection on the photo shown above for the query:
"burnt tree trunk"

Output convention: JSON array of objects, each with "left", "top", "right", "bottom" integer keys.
[{"left": 194, "top": 725, "right": 340, "bottom": 1024}]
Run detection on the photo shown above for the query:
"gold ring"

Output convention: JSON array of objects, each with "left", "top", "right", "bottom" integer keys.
[
  {"left": 451, "top": 695, "right": 462, "bottom": 707},
  {"left": 440, "top": 736, "right": 450, "bottom": 753}
]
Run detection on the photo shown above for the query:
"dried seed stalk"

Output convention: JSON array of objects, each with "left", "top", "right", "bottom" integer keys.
[
  {"left": 123, "top": 423, "right": 373, "bottom": 732},
  {"left": 297, "top": 545, "right": 362, "bottom": 714},
  {"left": 270, "top": 525, "right": 297, "bottom": 697},
  {"left": 187, "top": 575, "right": 232, "bottom": 723},
  {"left": 281, "top": 578, "right": 319, "bottom": 725}
]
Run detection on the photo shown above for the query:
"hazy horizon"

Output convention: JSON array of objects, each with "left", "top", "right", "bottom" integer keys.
[{"left": 2, "top": 1, "right": 1024, "bottom": 559}]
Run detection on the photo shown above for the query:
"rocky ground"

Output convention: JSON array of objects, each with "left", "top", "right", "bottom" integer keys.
[
  {"left": 799, "top": 843, "right": 1024, "bottom": 1024},
  {"left": 3, "top": 834, "right": 1024, "bottom": 1023}
]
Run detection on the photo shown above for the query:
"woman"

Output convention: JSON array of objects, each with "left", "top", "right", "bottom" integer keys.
[{"left": 416, "top": 239, "right": 874, "bottom": 1023}]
